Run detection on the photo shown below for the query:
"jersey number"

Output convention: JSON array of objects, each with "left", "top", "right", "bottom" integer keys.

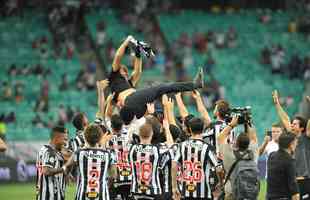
[
  {"left": 183, "top": 160, "right": 203, "bottom": 182},
  {"left": 135, "top": 161, "right": 152, "bottom": 184},
  {"left": 88, "top": 169, "right": 100, "bottom": 188}
]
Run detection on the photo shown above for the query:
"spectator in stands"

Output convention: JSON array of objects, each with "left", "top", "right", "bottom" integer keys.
[
  {"left": 303, "top": 56, "right": 310, "bottom": 80},
  {"left": 226, "top": 26, "right": 238, "bottom": 48},
  {"left": 8, "top": 64, "right": 17, "bottom": 76},
  {"left": 4, "top": 111, "right": 15, "bottom": 123},
  {"left": 1, "top": 81, "right": 13, "bottom": 101},
  {"left": 0, "top": 114, "right": 7, "bottom": 141},
  {"left": 204, "top": 53, "right": 216, "bottom": 74},
  {"left": 66, "top": 106, "right": 75, "bottom": 122},
  {"left": 218, "top": 116, "right": 258, "bottom": 200},
  {"left": 215, "top": 32, "right": 225, "bottom": 49},
  {"left": 59, "top": 73, "right": 69, "bottom": 91},
  {"left": 14, "top": 81, "right": 24, "bottom": 103},
  {"left": 267, "top": 133, "right": 299, "bottom": 200},
  {"left": 261, "top": 46, "right": 271, "bottom": 65},
  {"left": 76, "top": 68, "right": 87, "bottom": 91},
  {"left": 96, "top": 21, "right": 106, "bottom": 47},
  {"left": 58, "top": 104, "right": 68, "bottom": 125},
  {"left": 271, "top": 45, "right": 285, "bottom": 74},
  {"left": 288, "top": 54, "right": 303, "bottom": 79}
]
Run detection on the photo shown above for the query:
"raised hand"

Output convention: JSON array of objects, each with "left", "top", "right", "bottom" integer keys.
[
  {"left": 162, "top": 94, "right": 169, "bottom": 106},
  {"left": 146, "top": 103, "right": 155, "bottom": 114},
  {"left": 191, "top": 90, "right": 201, "bottom": 99},
  {"left": 272, "top": 90, "right": 280, "bottom": 105},
  {"left": 99, "top": 79, "right": 109, "bottom": 89}
]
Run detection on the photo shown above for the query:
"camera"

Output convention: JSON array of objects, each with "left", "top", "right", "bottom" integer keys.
[
  {"left": 128, "top": 39, "right": 155, "bottom": 58},
  {"left": 224, "top": 106, "right": 252, "bottom": 125}
]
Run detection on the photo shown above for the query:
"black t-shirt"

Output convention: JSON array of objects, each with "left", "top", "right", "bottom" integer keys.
[{"left": 108, "top": 69, "right": 133, "bottom": 100}]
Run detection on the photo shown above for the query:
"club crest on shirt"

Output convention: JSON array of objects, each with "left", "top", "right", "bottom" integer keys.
[
  {"left": 186, "top": 183, "right": 196, "bottom": 192},
  {"left": 87, "top": 191, "right": 98, "bottom": 198},
  {"left": 49, "top": 156, "right": 55, "bottom": 163}
]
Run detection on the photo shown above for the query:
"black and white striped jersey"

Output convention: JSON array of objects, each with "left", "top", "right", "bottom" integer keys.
[
  {"left": 202, "top": 120, "right": 235, "bottom": 157},
  {"left": 128, "top": 144, "right": 170, "bottom": 196},
  {"left": 157, "top": 143, "right": 173, "bottom": 194},
  {"left": 68, "top": 130, "right": 85, "bottom": 152},
  {"left": 74, "top": 148, "right": 116, "bottom": 200},
  {"left": 107, "top": 132, "right": 132, "bottom": 185},
  {"left": 173, "top": 139, "right": 219, "bottom": 199},
  {"left": 36, "top": 145, "right": 66, "bottom": 200}
]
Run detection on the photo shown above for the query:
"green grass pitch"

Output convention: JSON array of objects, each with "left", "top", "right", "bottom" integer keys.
[{"left": 0, "top": 181, "right": 266, "bottom": 200}]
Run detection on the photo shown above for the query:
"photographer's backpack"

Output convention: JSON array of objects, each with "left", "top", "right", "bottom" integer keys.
[{"left": 226, "top": 150, "right": 260, "bottom": 200}]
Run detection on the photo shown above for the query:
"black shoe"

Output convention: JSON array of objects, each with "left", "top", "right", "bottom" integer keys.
[{"left": 193, "top": 67, "right": 204, "bottom": 88}]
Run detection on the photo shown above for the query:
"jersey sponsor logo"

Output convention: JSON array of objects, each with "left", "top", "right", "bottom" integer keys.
[{"left": 186, "top": 183, "right": 197, "bottom": 192}]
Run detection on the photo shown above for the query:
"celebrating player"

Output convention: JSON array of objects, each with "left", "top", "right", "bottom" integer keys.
[
  {"left": 63, "top": 123, "right": 116, "bottom": 200},
  {"left": 172, "top": 117, "right": 221, "bottom": 200},
  {"left": 36, "top": 126, "right": 68, "bottom": 200}
]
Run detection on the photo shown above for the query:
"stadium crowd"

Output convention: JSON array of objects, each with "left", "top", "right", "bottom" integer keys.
[{"left": 33, "top": 36, "right": 310, "bottom": 200}]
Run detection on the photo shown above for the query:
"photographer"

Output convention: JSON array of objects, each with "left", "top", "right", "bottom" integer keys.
[
  {"left": 259, "top": 123, "right": 283, "bottom": 179},
  {"left": 259, "top": 123, "right": 283, "bottom": 157},
  {"left": 218, "top": 116, "right": 259, "bottom": 200}
]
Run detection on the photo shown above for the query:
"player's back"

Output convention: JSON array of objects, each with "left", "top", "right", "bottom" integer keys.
[
  {"left": 107, "top": 133, "right": 132, "bottom": 185},
  {"left": 174, "top": 139, "right": 218, "bottom": 199},
  {"left": 128, "top": 143, "right": 168, "bottom": 198},
  {"left": 75, "top": 148, "right": 114, "bottom": 200}
]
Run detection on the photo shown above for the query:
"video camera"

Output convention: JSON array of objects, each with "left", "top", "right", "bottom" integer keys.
[{"left": 224, "top": 106, "right": 252, "bottom": 126}]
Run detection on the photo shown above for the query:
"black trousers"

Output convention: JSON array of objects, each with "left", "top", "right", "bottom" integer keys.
[
  {"left": 125, "top": 82, "right": 198, "bottom": 118},
  {"left": 298, "top": 178, "right": 310, "bottom": 200},
  {"left": 110, "top": 184, "right": 131, "bottom": 200}
]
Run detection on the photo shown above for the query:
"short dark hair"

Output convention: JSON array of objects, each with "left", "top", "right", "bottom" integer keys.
[
  {"left": 50, "top": 126, "right": 67, "bottom": 139},
  {"left": 72, "top": 112, "right": 86, "bottom": 131},
  {"left": 236, "top": 133, "right": 250, "bottom": 151},
  {"left": 119, "top": 106, "right": 135, "bottom": 125},
  {"left": 215, "top": 100, "right": 230, "bottom": 119},
  {"left": 279, "top": 133, "right": 296, "bottom": 149},
  {"left": 111, "top": 114, "right": 123, "bottom": 131},
  {"left": 188, "top": 117, "right": 204, "bottom": 134},
  {"left": 84, "top": 123, "right": 102, "bottom": 147},
  {"left": 293, "top": 115, "right": 307, "bottom": 132}
]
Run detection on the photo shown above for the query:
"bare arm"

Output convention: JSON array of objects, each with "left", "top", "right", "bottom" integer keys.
[
  {"left": 192, "top": 90, "right": 211, "bottom": 127},
  {"left": 130, "top": 57, "right": 142, "bottom": 87},
  {"left": 247, "top": 124, "right": 258, "bottom": 144},
  {"left": 172, "top": 161, "right": 181, "bottom": 200},
  {"left": 258, "top": 136, "right": 271, "bottom": 156},
  {"left": 112, "top": 35, "right": 133, "bottom": 72},
  {"left": 104, "top": 94, "right": 114, "bottom": 119},
  {"left": 0, "top": 138, "right": 7, "bottom": 152},
  {"left": 175, "top": 93, "right": 189, "bottom": 119},
  {"left": 272, "top": 90, "right": 292, "bottom": 132},
  {"left": 96, "top": 80, "right": 109, "bottom": 119},
  {"left": 218, "top": 116, "right": 238, "bottom": 144},
  {"left": 163, "top": 95, "right": 177, "bottom": 126}
]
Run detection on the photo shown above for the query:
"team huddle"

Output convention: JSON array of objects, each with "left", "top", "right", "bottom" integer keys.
[{"left": 35, "top": 35, "right": 259, "bottom": 200}]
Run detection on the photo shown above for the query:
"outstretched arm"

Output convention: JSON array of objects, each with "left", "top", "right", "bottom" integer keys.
[
  {"left": 163, "top": 95, "right": 177, "bottom": 126},
  {"left": 175, "top": 93, "right": 189, "bottom": 120},
  {"left": 258, "top": 135, "right": 271, "bottom": 156},
  {"left": 130, "top": 57, "right": 142, "bottom": 87},
  {"left": 104, "top": 94, "right": 114, "bottom": 120},
  {"left": 96, "top": 80, "right": 109, "bottom": 119},
  {"left": 218, "top": 116, "right": 238, "bottom": 144},
  {"left": 0, "top": 138, "right": 7, "bottom": 152},
  {"left": 192, "top": 90, "right": 211, "bottom": 127},
  {"left": 272, "top": 90, "right": 292, "bottom": 132},
  {"left": 112, "top": 35, "right": 134, "bottom": 72}
]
